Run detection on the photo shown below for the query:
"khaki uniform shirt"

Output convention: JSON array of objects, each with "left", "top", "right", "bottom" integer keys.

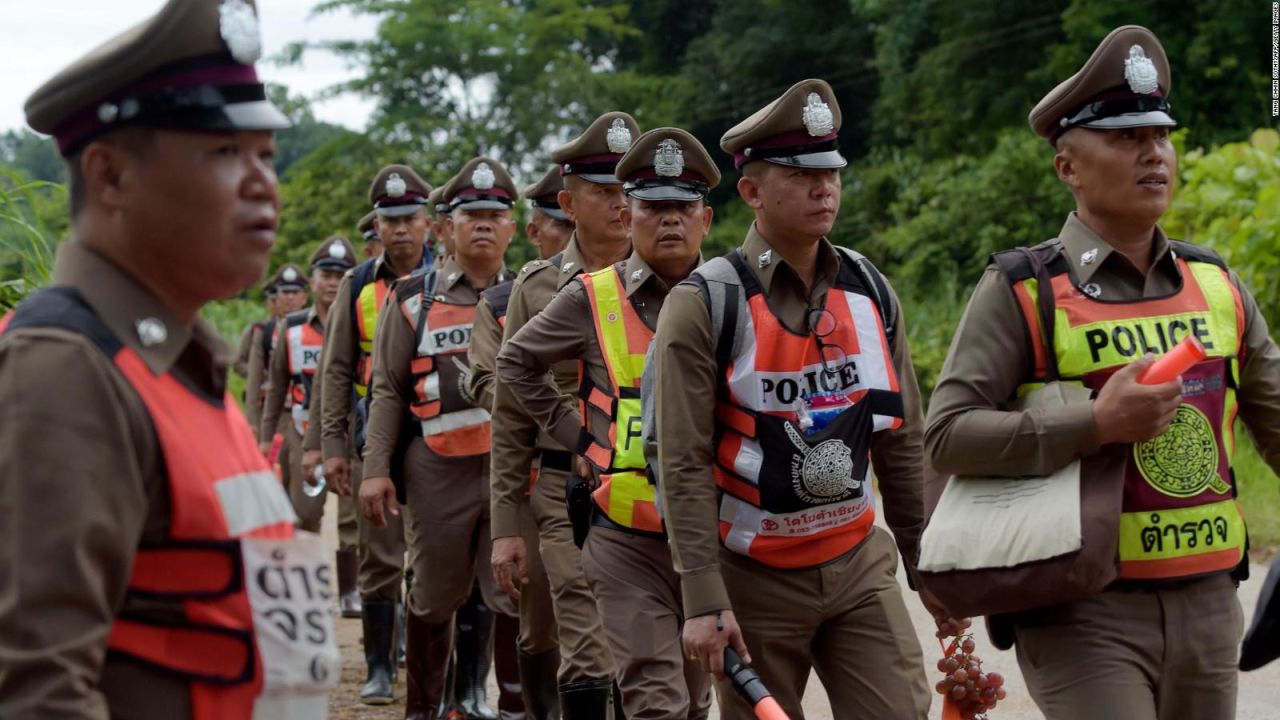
[
  {"left": 363, "top": 257, "right": 513, "bottom": 479},
  {"left": 261, "top": 305, "right": 324, "bottom": 441},
  {"left": 497, "top": 253, "right": 685, "bottom": 453},
  {"left": 234, "top": 322, "right": 256, "bottom": 378},
  {"left": 925, "top": 212, "right": 1280, "bottom": 478},
  {"left": 489, "top": 235, "right": 604, "bottom": 538},
  {"left": 467, "top": 292, "right": 506, "bottom": 412},
  {"left": 654, "top": 224, "right": 927, "bottom": 618},
  {"left": 319, "top": 253, "right": 411, "bottom": 461},
  {"left": 244, "top": 322, "right": 270, "bottom": 443},
  {"left": 0, "top": 241, "right": 232, "bottom": 719}
]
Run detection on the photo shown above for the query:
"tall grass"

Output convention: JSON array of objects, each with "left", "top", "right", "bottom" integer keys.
[
  {"left": 1235, "top": 427, "right": 1280, "bottom": 553},
  {"left": 0, "top": 169, "right": 65, "bottom": 310}
]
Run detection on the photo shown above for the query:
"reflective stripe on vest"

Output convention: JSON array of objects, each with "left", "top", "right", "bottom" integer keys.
[
  {"left": 354, "top": 278, "right": 389, "bottom": 397},
  {"left": 1012, "top": 256, "right": 1247, "bottom": 580},
  {"left": 706, "top": 252, "right": 903, "bottom": 569},
  {"left": 2, "top": 288, "right": 306, "bottom": 719},
  {"left": 285, "top": 315, "right": 324, "bottom": 437},
  {"left": 400, "top": 282, "right": 491, "bottom": 457},
  {"left": 579, "top": 265, "right": 662, "bottom": 535}
]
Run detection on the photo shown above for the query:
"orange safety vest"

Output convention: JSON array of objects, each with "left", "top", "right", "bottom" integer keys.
[
  {"left": 578, "top": 264, "right": 663, "bottom": 535},
  {"left": 283, "top": 310, "right": 324, "bottom": 436},
  {"left": 693, "top": 250, "right": 904, "bottom": 569},
  {"left": 2, "top": 287, "right": 335, "bottom": 719},
  {"left": 396, "top": 271, "right": 492, "bottom": 457},
  {"left": 1001, "top": 240, "right": 1248, "bottom": 581}
]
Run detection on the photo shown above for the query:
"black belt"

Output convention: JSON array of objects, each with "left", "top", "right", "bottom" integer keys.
[{"left": 540, "top": 449, "right": 573, "bottom": 473}]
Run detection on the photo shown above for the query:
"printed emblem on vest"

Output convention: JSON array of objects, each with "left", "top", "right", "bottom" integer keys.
[
  {"left": 1134, "top": 404, "right": 1230, "bottom": 497},
  {"left": 784, "top": 423, "right": 859, "bottom": 503}
]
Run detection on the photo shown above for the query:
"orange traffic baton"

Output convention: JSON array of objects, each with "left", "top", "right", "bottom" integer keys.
[{"left": 725, "top": 647, "right": 789, "bottom": 720}]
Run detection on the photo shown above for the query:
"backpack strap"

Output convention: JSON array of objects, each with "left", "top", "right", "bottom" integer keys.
[
  {"left": 3, "top": 286, "right": 122, "bottom": 356},
  {"left": 833, "top": 246, "right": 897, "bottom": 348},
  {"left": 991, "top": 241, "right": 1067, "bottom": 382},
  {"left": 1169, "top": 239, "right": 1227, "bottom": 269}
]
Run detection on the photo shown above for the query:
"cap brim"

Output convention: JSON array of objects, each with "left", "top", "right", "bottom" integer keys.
[
  {"left": 454, "top": 199, "right": 513, "bottom": 211},
  {"left": 537, "top": 206, "right": 569, "bottom": 221},
  {"left": 627, "top": 185, "right": 705, "bottom": 202},
  {"left": 1078, "top": 111, "right": 1177, "bottom": 130},
  {"left": 276, "top": 283, "right": 306, "bottom": 292},
  {"left": 764, "top": 149, "right": 848, "bottom": 169},
  {"left": 222, "top": 101, "right": 293, "bottom": 131},
  {"left": 376, "top": 203, "right": 427, "bottom": 218},
  {"left": 576, "top": 173, "right": 623, "bottom": 185},
  {"left": 313, "top": 260, "right": 354, "bottom": 271}
]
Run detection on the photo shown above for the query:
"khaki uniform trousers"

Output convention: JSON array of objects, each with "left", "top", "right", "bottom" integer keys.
[
  {"left": 582, "top": 525, "right": 712, "bottom": 720},
  {"left": 336, "top": 493, "right": 359, "bottom": 550},
  {"left": 716, "top": 527, "right": 930, "bottom": 720},
  {"left": 283, "top": 426, "right": 325, "bottom": 532},
  {"left": 530, "top": 465, "right": 616, "bottom": 681},
  {"left": 1012, "top": 572, "right": 1243, "bottom": 720},
  {"left": 352, "top": 428, "right": 407, "bottom": 601},
  {"left": 515, "top": 498, "right": 559, "bottom": 654},
  {"left": 402, "top": 440, "right": 515, "bottom": 621}
]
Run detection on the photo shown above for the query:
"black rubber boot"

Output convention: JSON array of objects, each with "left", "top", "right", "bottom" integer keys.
[
  {"left": 455, "top": 584, "right": 498, "bottom": 719},
  {"left": 407, "top": 612, "right": 456, "bottom": 720},
  {"left": 559, "top": 676, "right": 612, "bottom": 720},
  {"left": 360, "top": 599, "right": 397, "bottom": 705},
  {"left": 337, "top": 548, "right": 362, "bottom": 618},
  {"left": 517, "top": 648, "right": 560, "bottom": 720},
  {"left": 493, "top": 614, "right": 525, "bottom": 719}
]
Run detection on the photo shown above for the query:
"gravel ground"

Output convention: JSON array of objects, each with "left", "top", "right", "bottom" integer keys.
[{"left": 319, "top": 497, "right": 1280, "bottom": 719}]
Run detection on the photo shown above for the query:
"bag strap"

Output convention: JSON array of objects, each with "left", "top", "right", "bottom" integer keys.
[
  {"left": 1016, "top": 246, "right": 1061, "bottom": 382},
  {"left": 834, "top": 246, "right": 898, "bottom": 348}
]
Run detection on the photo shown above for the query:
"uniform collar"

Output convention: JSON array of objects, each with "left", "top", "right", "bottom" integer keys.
[
  {"left": 1058, "top": 212, "right": 1174, "bottom": 286},
  {"left": 622, "top": 252, "right": 703, "bottom": 298},
  {"left": 556, "top": 234, "right": 588, "bottom": 290},
  {"left": 437, "top": 256, "right": 513, "bottom": 292},
  {"left": 304, "top": 304, "right": 323, "bottom": 328},
  {"left": 741, "top": 222, "right": 839, "bottom": 294},
  {"left": 374, "top": 247, "right": 432, "bottom": 282},
  {"left": 50, "top": 241, "right": 226, "bottom": 375}
]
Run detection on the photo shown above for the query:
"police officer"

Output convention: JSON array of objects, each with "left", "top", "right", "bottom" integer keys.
[
  {"left": 359, "top": 157, "right": 520, "bottom": 719},
  {"left": 233, "top": 283, "right": 276, "bottom": 378},
  {"left": 246, "top": 263, "right": 306, "bottom": 445},
  {"left": 466, "top": 164, "right": 573, "bottom": 720},
  {"left": 925, "top": 26, "right": 1280, "bottom": 720},
  {"left": 320, "top": 164, "right": 434, "bottom": 704},
  {"left": 360, "top": 209, "right": 385, "bottom": 259},
  {"left": 260, "top": 235, "right": 356, "bottom": 531},
  {"left": 0, "top": 0, "right": 340, "bottom": 717},
  {"left": 489, "top": 110, "right": 640, "bottom": 716},
  {"left": 652, "top": 80, "right": 935, "bottom": 719},
  {"left": 430, "top": 184, "right": 456, "bottom": 259},
  {"left": 498, "top": 127, "right": 718, "bottom": 719}
]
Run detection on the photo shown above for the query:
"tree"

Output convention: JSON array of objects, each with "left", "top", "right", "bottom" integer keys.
[{"left": 0, "top": 130, "right": 65, "bottom": 185}]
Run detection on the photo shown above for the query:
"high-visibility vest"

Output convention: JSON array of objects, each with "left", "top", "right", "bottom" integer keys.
[
  {"left": 396, "top": 271, "right": 492, "bottom": 457},
  {"left": 577, "top": 264, "right": 663, "bottom": 535},
  {"left": 691, "top": 249, "right": 904, "bottom": 569},
  {"left": 2, "top": 287, "right": 334, "bottom": 719},
  {"left": 1000, "top": 239, "right": 1248, "bottom": 581},
  {"left": 351, "top": 260, "right": 390, "bottom": 398},
  {"left": 282, "top": 310, "right": 324, "bottom": 436},
  {"left": 482, "top": 278, "right": 514, "bottom": 329}
]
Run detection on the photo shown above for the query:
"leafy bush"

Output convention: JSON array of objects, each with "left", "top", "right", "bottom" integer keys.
[{"left": 0, "top": 169, "right": 67, "bottom": 311}]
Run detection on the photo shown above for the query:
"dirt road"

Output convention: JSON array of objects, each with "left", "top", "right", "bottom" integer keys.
[{"left": 319, "top": 497, "right": 1280, "bottom": 719}]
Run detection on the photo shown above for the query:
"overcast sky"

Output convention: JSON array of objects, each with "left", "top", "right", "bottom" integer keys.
[{"left": 3, "top": 0, "right": 379, "bottom": 135}]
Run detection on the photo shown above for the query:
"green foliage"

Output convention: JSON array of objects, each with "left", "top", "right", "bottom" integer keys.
[
  {"left": 1234, "top": 425, "right": 1280, "bottom": 550},
  {"left": 0, "top": 130, "right": 65, "bottom": 184},
  {"left": 1163, "top": 129, "right": 1280, "bottom": 326},
  {"left": 0, "top": 169, "right": 67, "bottom": 310}
]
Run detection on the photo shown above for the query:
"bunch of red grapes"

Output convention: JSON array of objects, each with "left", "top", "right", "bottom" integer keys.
[{"left": 935, "top": 634, "right": 1006, "bottom": 719}]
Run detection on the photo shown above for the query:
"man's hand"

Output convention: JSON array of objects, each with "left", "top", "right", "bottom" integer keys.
[
  {"left": 324, "top": 456, "right": 352, "bottom": 496},
  {"left": 359, "top": 476, "right": 398, "bottom": 527},
  {"left": 301, "top": 450, "right": 323, "bottom": 485},
  {"left": 919, "top": 586, "right": 971, "bottom": 638},
  {"left": 1093, "top": 356, "right": 1183, "bottom": 446},
  {"left": 574, "top": 457, "right": 597, "bottom": 489},
  {"left": 492, "top": 536, "right": 529, "bottom": 600},
  {"left": 683, "top": 610, "right": 750, "bottom": 681},
  {"left": 258, "top": 440, "right": 272, "bottom": 457}
]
